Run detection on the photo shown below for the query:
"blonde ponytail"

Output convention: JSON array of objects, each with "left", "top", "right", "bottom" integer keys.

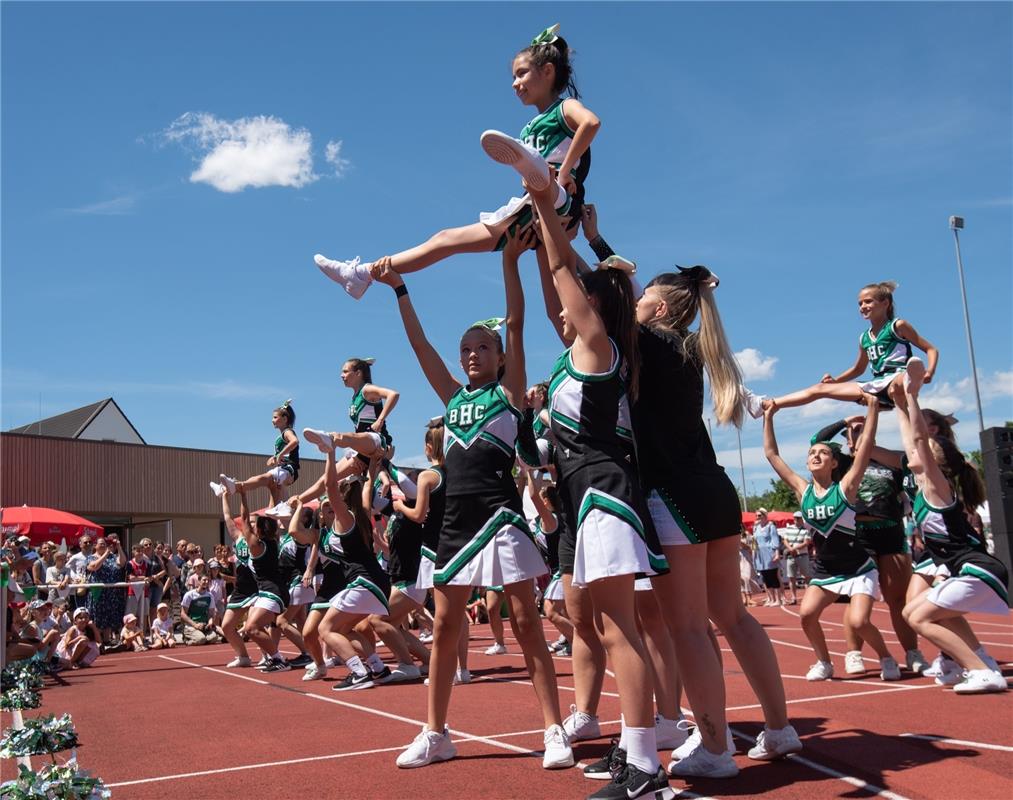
[{"left": 697, "top": 287, "right": 744, "bottom": 427}]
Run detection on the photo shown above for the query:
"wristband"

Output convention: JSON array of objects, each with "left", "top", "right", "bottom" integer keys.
[{"left": 394, "top": 284, "right": 408, "bottom": 298}]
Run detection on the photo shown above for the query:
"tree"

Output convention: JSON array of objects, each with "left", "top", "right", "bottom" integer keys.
[{"left": 745, "top": 479, "right": 799, "bottom": 513}]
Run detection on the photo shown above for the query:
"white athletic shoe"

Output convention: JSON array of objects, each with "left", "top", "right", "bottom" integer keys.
[
  {"left": 302, "top": 427, "right": 335, "bottom": 454},
  {"left": 672, "top": 725, "right": 735, "bottom": 762},
  {"left": 924, "top": 654, "right": 955, "bottom": 678},
  {"left": 905, "top": 649, "right": 929, "bottom": 674},
  {"left": 209, "top": 481, "right": 226, "bottom": 497},
  {"left": 806, "top": 660, "right": 834, "bottom": 681},
  {"left": 747, "top": 725, "right": 803, "bottom": 761},
  {"left": 388, "top": 663, "right": 422, "bottom": 682},
  {"left": 396, "top": 725, "right": 457, "bottom": 769},
  {"left": 418, "top": 631, "right": 433, "bottom": 643},
  {"left": 655, "top": 714, "right": 690, "bottom": 751},
  {"left": 479, "top": 130, "right": 552, "bottom": 191},
  {"left": 936, "top": 664, "right": 965, "bottom": 686},
  {"left": 484, "top": 642, "right": 507, "bottom": 655},
  {"left": 314, "top": 254, "right": 371, "bottom": 300},
  {"left": 541, "top": 724, "right": 574, "bottom": 769},
  {"left": 562, "top": 704, "right": 601, "bottom": 742},
  {"left": 953, "top": 669, "right": 1008, "bottom": 694},
  {"left": 226, "top": 656, "right": 251, "bottom": 668},
  {"left": 743, "top": 388, "right": 768, "bottom": 420},
  {"left": 219, "top": 474, "right": 237, "bottom": 495},
  {"left": 880, "top": 657, "right": 902, "bottom": 681},
  {"left": 302, "top": 663, "right": 327, "bottom": 681},
  {"left": 668, "top": 743, "right": 739, "bottom": 778},
  {"left": 844, "top": 650, "right": 866, "bottom": 675},
  {"left": 424, "top": 668, "right": 470, "bottom": 687},
  {"left": 263, "top": 502, "right": 293, "bottom": 519}
]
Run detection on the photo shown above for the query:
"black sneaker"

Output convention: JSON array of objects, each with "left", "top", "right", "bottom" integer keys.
[
  {"left": 587, "top": 764, "right": 674, "bottom": 800},
  {"left": 583, "top": 738, "right": 626, "bottom": 780},
  {"left": 288, "top": 653, "right": 313, "bottom": 668},
  {"left": 371, "top": 666, "right": 394, "bottom": 684},
  {"left": 332, "top": 671, "right": 375, "bottom": 691},
  {"left": 260, "top": 657, "right": 291, "bottom": 673}
]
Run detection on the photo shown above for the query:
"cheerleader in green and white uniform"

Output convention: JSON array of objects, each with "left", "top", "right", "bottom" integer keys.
[
  {"left": 372, "top": 229, "right": 572, "bottom": 771},
  {"left": 896, "top": 359, "right": 1008, "bottom": 694},
  {"left": 212, "top": 402, "right": 300, "bottom": 507},
  {"left": 218, "top": 490, "right": 260, "bottom": 669},
  {"left": 753, "top": 281, "right": 938, "bottom": 415},
  {"left": 764, "top": 396, "right": 903, "bottom": 683},
  {"left": 314, "top": 24, "right": 599, "bottom": 301}
]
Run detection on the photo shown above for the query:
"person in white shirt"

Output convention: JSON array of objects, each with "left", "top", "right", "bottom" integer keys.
[
  {"left": 46, "top": 551, "right": 73, "bottom": 601},
  {"left": 181, "top": 576, "right": 223, "bottom": 645},
  {"left": 150, "top": 602, "right": 176, "bottom": 649},
  {"left": 779, "top": 512, "right": 813, "bottom": 605}
]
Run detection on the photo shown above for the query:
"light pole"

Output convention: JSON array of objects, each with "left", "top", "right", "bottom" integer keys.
[
  {"left": 949, "top": 216, "right": 985, "bottom": 431},
  {"left": 736, "top": 426, "right": 748, "bottom": 511}
]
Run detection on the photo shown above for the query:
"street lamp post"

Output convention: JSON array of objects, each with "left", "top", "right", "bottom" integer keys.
[
  {"left": 736, "top": 426, "right": 748, "bottom": 512},
  {"left": 949, "top": 216, "right": 985, "bottom": 432}
]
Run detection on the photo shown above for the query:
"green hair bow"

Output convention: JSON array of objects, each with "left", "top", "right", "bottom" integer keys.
[
  {"left": 531, "top": 23, "right": 560, "bottom": 46},
  {"left": 472, "top": 317, "right": 506, "bottom": 332}
]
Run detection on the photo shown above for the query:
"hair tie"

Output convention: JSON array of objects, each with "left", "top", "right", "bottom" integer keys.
[
  {"left": 426, "top": 416, "right": 444, "bottom": 429},
  {"left": 531, "top": 23, "right": 560, "bottom": 46},
  {"left": 281, "top": 398, "right": 293, "bottom": 408},
  {"left": 676, "top": 265, "right": 719, "bottom": 289},
  {"left": 357, "top": 357, "right": 376, "bottom": 366},
  {"left": 472, "top": 317, "right": 505, "bottom": 332},
  {"left": 595, "top": 255, "right": 637, "bottom": 274}
]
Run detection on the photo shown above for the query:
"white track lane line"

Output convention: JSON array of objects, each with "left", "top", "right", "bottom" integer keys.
[
  {"left": 725, "top": 682, "right": 938, "bottom": 712},
  {"left": 897, "top": 733, "right": 1013, "bottom": 752}
]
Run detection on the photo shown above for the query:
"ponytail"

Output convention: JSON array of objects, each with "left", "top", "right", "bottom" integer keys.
[
  {"left": 930, "top": 436, "right": 986, "bottom": 512},
  {"left": 425, "top": 420, "right": 446, "bottom": 465},
  {"left": 580, "top": 269, "right": 640, "bottom": 401},
  {"left": 341, "top": 479, "right": 374, "bottom": 551}
]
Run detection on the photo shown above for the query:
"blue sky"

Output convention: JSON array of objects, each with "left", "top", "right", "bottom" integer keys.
[{"left": 3, "top": 2, "right": 1011, "bottom": 494}]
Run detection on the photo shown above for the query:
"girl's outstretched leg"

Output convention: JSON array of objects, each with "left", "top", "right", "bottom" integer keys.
[{"left": 768, "top": 381, "right": 866, "bottom": 411}]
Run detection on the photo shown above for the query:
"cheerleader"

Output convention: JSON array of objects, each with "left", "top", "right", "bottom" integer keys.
[
  {"left": 212, "top": 402, "right": 299, "bottom": 506},
  {"left": 896, "top": 359, "right": 1007, "bottom": 693},
  {"left": 372, "top": 228, "right": 572, "bottom": 771},
  {"left": 764, "top": 397, "right": 903, "bottom": 683},
  {"left": 218, "top": 491, "right": 264, "bottom": 668}
]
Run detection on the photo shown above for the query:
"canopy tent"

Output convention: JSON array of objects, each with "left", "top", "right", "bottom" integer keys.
[
  {"left": 742, "top": 511, "right": 797, "bottom": 528},
  {"left": 1, "top": 506, "right": 104, "bottom": 547}
]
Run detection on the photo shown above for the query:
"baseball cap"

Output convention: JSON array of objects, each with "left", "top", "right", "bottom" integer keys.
[
  {"left": 157, "top": 602, "right": 169, "bottom": 610},
  {"left": 73, "top": 607, "right": 90, "bottom": 619},
  {"left": 208, "top": 559, "right": 220, "bottom": 569},
  {"left": 192, "top": 558, "right": 205, "bottom": 567},
  {"left": 757, "top": 507, "right": 769, "bottom": 515},
  {"left": 17, "top": 535, "right": 30, "bottom": 544},
  {"left": 123, "top": 613, "right": 138, "bottom": 624},
  {"left": 793, "top": 511, "right": 803, "bottom": 519},
  {"left": 29, "top": 598, "right": 53, "bottom": 610}
]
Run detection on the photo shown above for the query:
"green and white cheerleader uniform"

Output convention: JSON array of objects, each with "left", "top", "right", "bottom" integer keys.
[
  {"left": 480, "top": 98, "right": 590, "bottom": 251},
  {"left": 858, "top": 319, "right": 912, "bottom": 400},
  {"left": 279, "top": 533, "right": 314, "bottom": 607},
  {"left": 370, "top": 461, "right": 418, "bottom": 516},
  {"left": 387, "top": 509, "right": 424, "bottom": 602},
  {"left": 249, "top": 536, "right": 290, "bottom": 614},
  {"left": 329, "top": 521, "right": 391, "bottom": 617},
  {"left": 434, "top": 383, "right": 546, "bottom": 588},
  {"left": 801, "top": 482, "right": 880, "bottom": 598},
  {"left": 916, "top": 492, "right": 1009, "bottom": 615},
  {"left": 310, "top": 525, "right": 349, "bottom": 613},
  {"left": 349, "top": 387, "right": 394, "bottom": 465},
  {"left": 549, "top": 339, "right": 667, "bottom": 587},
  {"left": 411, "top": 466, "right": 446, "bottom": 599},
  {"left": 225, "top": 537, "right": 259, "bottom": 611},
  {"left": 905, "top": 455, "right": 949, "bottom": 579},
  {"left": 538, "top": 514, "right": 566, "bottom": 602},
  {"left": 269, "top": 428, "right": 300, "bottom": 485},
  {"left": 634, "top": 325, "right": 742, "bottom": 546}
]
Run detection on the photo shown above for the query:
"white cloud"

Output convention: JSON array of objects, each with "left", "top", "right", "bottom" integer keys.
[
  {"left": 735, "top": 348, "right": 778, "bottom": 381},
  {"left": 67, "top": 195, "right": 136, "bottom": 215},
  {"left": 162, "top": 112, "right": 319, "bottom": 192},
  {"left": 325, "top": 139, "right": 350, "bottom": 178},
  {"left": 921, "top": 370, "right": 1013, "bottom": 416}
]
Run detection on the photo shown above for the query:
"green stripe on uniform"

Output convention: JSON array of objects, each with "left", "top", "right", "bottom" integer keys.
[
  {"left": 655, "top": 488, "right": 700, "bottom": 545},
  {"left": 435, "top": 508, "right": 531, "bottom": 585},
  {"left": 959, "top": 563, "right": 1010, "bottom": 605},
  {"left": 578, "top": 488, "right": 668, "bottom": 571},
  {"left": 346, "top": 576, "right": 390, "bottom": 611},
  {"left": 811, "top": 558, "right": 876, "bottom": 587}
]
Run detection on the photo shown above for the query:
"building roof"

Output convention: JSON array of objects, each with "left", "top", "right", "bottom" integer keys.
[{"left": 7, "top": 398, "right": 146, "bottom": 443}]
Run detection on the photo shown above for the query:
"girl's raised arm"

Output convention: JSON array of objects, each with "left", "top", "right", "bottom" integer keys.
[
  {"left": 221, "top": 493, "right": 241, "bottom": 543},
  {"left": 894, "top": 320, "right": 938, "bottom": 382},
  {"left": 822, "top": 345, "right": 867, "bottom": 384},
  {"left": 363, "top": 384, "right": 400, "bottom": 430},
  {"left": 559, "top": 98, "right": 601, "bottom": 196},
  {"left": 287, "top": 499, "right": 318, "bottom": 546},
  {"left": 393, "top": 469, "right": 437, "bottom": 525},
  {"left": 841, "top": 398, "right": 880, "bottom": 503},
  {"left": 500, "top": 229, "right": 531, "bottom": 406},
  {"left": 762, "top": 408, "right": 808, "bottom": 501},
  {"left": 372, "top": 257, "right": 459, "bottom": 405},
  {"left": 895, "top": 366, "right": 952, "bottom": 507}
]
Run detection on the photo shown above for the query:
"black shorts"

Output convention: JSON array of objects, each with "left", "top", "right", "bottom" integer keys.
[
  {"left": 645, "top": 467, "right": 742, "bottom": 546},
  {"left": 760, "top": 568, "right": 781, "bottom": 589},
  {"left": 856, "top": 519, "right": 908, "bottom": 557}
]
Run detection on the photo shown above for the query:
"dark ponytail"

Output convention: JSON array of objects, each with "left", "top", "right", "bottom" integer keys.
[
  {"left": 580, "top": 269, "right": 639, "bottom": 401},
  {"left": 275, "top": 402, "right": 295, "bottom": 427},
  {"left": 346, "top": 358, "right": 373, "bottom": 385},
  {"left": 341, "top": 479, "right": 374, "bottom": 551},
  {"left": 520, "top": 35, "right": 580, "bottom": 99},
  {"left": 931, "top": 436, "right": 986, "bottom": 512}
]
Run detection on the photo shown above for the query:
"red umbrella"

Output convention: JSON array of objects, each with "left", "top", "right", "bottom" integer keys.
[{"left": 1, "top": 505, "right": 104, "bottom": 546}]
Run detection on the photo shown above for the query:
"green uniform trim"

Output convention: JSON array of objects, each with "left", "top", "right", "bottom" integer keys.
[
  {"left": 810, "top": 557, "right": 876, "bottom": 587},
  {"left": 577, "top": 488, "right": 668, "bottom": 571},
  {"left": 958, "top": 563, "right": 1009, "bottom": 605},
  {"left": 434, "top": 507, "right": 531, "bottom": 585}
]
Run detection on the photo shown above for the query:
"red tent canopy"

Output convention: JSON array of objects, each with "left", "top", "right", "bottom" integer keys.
[
  {"left": 742, "top": 511, "right": 797, "bottom": 528},
  {"left": 1, "top": 506, "right": 104, "bottom": 546}
]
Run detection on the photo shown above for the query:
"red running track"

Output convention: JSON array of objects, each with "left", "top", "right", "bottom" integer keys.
[{"left": 3, "top": 603, "right": 1011, "bottom": 799}]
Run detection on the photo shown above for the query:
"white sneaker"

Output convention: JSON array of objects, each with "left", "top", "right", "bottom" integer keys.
[
  {"left": 953, "top": 669, "right": 1007, "bottom": 694},
  {"left": 396, "top": 726, "right": 457, "bottom": 768},
  {"left": 880, "top": 657, "right": 902, "bottom": 681},
  {"left": 743, "top": 388, "right": 768, "bottom": 420},
  {"left": 418, "top": 631, "right": 433, "bottom": 643},
  {"left": 936, "top": 664, "right": 965, "bottom": 686},
  {"left": 302, "top": 663, "right": 326, "bottom": 681},
  {"left": 806, "top": 660, "right": 834, "bottom": 681},
  {"left": 302, "top": 427, "right": 335, "bottom": 454},
  {"left": 668, "top": 743, "right": 739, "bottom": 778},
  {"left": 388, "top": 663, "right": 422, "bottom": 682},
  {"left": 655, "top": 714, "right": 690, "bottom": 750},
  {"left": 922, "top": 654, "right": 947, "bottom": 678},
  {"left": 541, "top": 724, "right": 574, "bottom": 769},
  {"left": 747, "top": 725, "right": 803, "bottom": 760},
  {"left": 479, "top": 130, "right": 551, "bottom": 191},
  {"left": 209, "top": 481, "right": 226, "bottom": 497},
  {"left": 264, "top": 502, "right": 293, "bottom": 519},
  {"left": 562, "top": 704, "right": 601, "bottom": 741},
  {"left": 226, "top": 655, "right": 251, "bottom": 668},
  {"left": 424, "top": 668, "right": 471, "bottom": 687},
  {"left": 484, "top": 642, "right": 507, "bottom": 655},
  {"left": 844, "top": 651, "right": 866, "bottom": 675},
  {"left": 672, "top": 725, "right": 734, "bottom": 761},
  {"left": 219, "top": 474, "right": 237, "bottom": 495},
  {"left": 905, "top": 649, "right": 929, "bottom": 674},
  {"left": 314, "top": 254, "right": 372, "bottom": 300}
]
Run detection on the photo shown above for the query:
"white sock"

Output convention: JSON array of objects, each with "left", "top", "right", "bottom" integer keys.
[
  {"left": 366, "top": 653, "right": 384, "bottom": 672},
  {"left": 346, "top": 655, "right": 368, "bottom": 677},
  {"left": 618, "top": 715, "right": 627, "bottom": 750},
  {"left": 623, "top": 726, "right": 660, "bottom": 773}
]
